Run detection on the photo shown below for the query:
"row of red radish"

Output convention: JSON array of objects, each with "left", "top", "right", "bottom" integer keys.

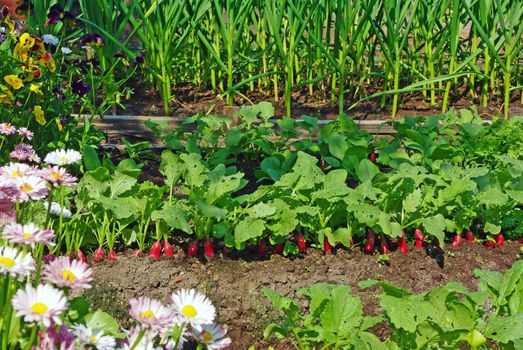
[{"left": 74, "top": 229, "right": 520, "bottom": 263}]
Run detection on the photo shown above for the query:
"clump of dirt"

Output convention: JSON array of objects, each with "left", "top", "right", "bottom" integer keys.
[{"left": 91, "top": 243, "right": 521, "bottom": 349}]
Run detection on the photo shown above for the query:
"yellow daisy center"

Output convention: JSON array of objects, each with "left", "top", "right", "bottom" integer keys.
[
  {"left": 60, "top": 156, "right": 67, "bottom": 163},
  {"left": 203, "top": 331, "right": 213, "bottom": 342},
  {"left": 0, "top": 257, "right": 15, "bottom": 268},
  {"left": 11, "top": 170, "right": 22, "bottom": 177},
  {"left": 139, "top": 310, "right": 155, "bottom": 320},
  {"left": 31, "top": 302, "right": 48, "bottom": 315},
  {"left": 182, "top": 305, "right": 197, "bottom": 318},
  {"left": 50, "top": 172, "right": 62, "bottom": 179},
  {"left": 20, "top": 183, "right": 33, "bottom": 192},
  {"left": 62, "top": 270, "right": 76, "bottom": 282},
  {"left": 23, "top": 232, "right": 32, "bottom": 238}
]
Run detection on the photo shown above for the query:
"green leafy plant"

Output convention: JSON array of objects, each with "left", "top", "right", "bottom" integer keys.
[{"left": 264, "top": 284, "right": 386, "bottom": 349}]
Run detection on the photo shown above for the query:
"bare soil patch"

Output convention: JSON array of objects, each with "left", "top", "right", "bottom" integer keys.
[{"left": 89, "top": 242, "right": 521, "bottom": 350}]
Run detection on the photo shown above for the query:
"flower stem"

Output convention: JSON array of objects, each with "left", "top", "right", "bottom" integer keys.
[{"left": 24, "top": 326, "right": 38, "bottom": 350}]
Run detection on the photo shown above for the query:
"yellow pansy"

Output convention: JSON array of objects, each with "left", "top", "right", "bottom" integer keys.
[
  {"left": 14, "top": 44, "right": 30, "bottom": 62},
  {"left": 29, "top": 84, "right": 43, "bottom": 95},
  {"left": 19, "top": 33, "right": 36, "bottom": 49},
  {"left": 34, "top": 106, "right": 46, "bottom": 125},
  {"left": 4, "top": 75, "right": 24, "bottom": 90},
  {"left": 39, "top": 54, "right": 56, "bottom": 72},
  {"left": 0, "top": 85, "right": 14, "bottom": 104},
  {"left": 5, "top": 16, "right": 15, "bottom": 32},
  {"left": 56, "top": 118, "right": 63, "bottom": 132}
]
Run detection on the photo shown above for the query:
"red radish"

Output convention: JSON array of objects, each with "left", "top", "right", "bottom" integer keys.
[
  {"left": 397, "top": 232, "right": 408, "bottom": 254},
  {"left": 320, "top": 159, "right": 327, "bottom": 169},
  {"left": 187, "top": 240, "right": 198, "bottom": 257},
  {"left": 324, "top": 238, "right": 332, "bottom": 253},
  {"left": 452, "top": 233, "right": 463, "bottom": 247},
  {"left": 76, "top": 250, "right": 86, "bottom": 263},
  {"left": 163, "top": 240, "right": 174, "bottom": 257},
  {"left": 93, "top": 247, "right": 104, "bottom": 261},
  {"left": 134, "top": 249, "right": 143, "bottom": 257},
  {"left": 148, "top": 240, "right": 162, "bottom": 261},
  {"left": 369, "top": 151, "right": 377, "bottom": 163},
  {"left": 296, "top": 233, "right": 306, "bottom": 252},
  {"left": 414, "top": 228, "right": 424, "bottom": 248},
  {"left": 465, "top": 230, "right": 476, "bottom": 243},
  {"left": 273, "top": 243, "right": 284, "bottom": 255},
  {"left": 108, "top": 249, "right": 117, "bottom": 262},
  {"left": 204, "top": 239, "right": 215, "bottom": 257},
  {"left": 258, "top": 239, "right": 268, "bottom": 257},
  {"left": 379, "top": 234, "right": 389, "bottom": 254},
  {"left": 494, "top": 232, "right": 505, "bottom": 246},
  {"left": 518, "top": 238, "right": 523, "bottom": 244},
  {"left": 364, "top": 230, "right": 376, "bottom": 253},
  {"left": 485, "top": 239, "right": 496, "bottom": 248}
]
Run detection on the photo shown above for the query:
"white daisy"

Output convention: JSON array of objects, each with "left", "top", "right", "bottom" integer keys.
[
  {"left": 60, "top": 47, "right": 72, "bottom": 55},
  {"left": 44, "top": 149, "right": 82, "bottom": 166},
  {"left": 13, "top": 175, "right": 49, "bottom": 202},
  {"left": 43, "top": 256, "right": 93, "bottom": 290},
  {"left": 170, "top": 289, "right": 216, "bottom": 326},
  {"left": 193, "top": 324, "right": 231, "bottom": 350},
  {"left": 72, "top": 324, "right": 116, "bottom": 350},
  {"left": 11, "top": 284, "right": 68, "bottom": 327},
  {"left": 47, "top": 202, "right": 72, "bottom": 218},
  {"left": 0, "top": 245, "right": 35, "bottom": 279},
  {"left": 42, "top": 34, "right": 59, "bottom": 46},
  {"left": 129, "top": 297, "right": 173, "bottom": 330}
]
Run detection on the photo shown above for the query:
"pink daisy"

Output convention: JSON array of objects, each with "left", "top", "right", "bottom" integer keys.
[
  {"left": 17, "top": 127, "right": 34, "bottom": 140},
  {"left": 0, "top": 122, "right": 16, "bottom": 136},
  {"left": 193, "top": 324, "right": 232, "bottom": 350},
  {"left": 0, "top": 180, "right": 19, "bottom": 201},
  {"left": 129, "top": 297, "right": 173, "bottom": 330},
  {"left": 10, "top": 143, "right": 39, "bottom": 163},
  {"left": 39, "top": 166, "right": 77, "bottom": 187},
  {"left": 13, "top": 175, "right": 49, "bottom": 202},
  {"left": 43, "top": 256, "right": 93, "bottom": 290},
  {"left": 2, "top": 222, "right": 55, "bottom": 248}
]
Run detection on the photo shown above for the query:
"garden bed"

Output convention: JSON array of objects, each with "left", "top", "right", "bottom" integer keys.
[{"left": 89, "top": 243, "right": 521, "bottom": 349}]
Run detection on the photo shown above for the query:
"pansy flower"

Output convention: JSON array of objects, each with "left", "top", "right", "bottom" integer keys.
[
  {"left": 71, "top": 79, "right": 90, "bottom": 96},
  {"left": 4, "top": 75, "right": 23, "bottom": 89},
  {"left": 81, "top": 33, "right": 104, "bottom": 48}
]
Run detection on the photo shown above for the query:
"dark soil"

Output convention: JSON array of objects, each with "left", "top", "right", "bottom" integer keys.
[
  {"left": 118, "top": 80, "right": 523, "bottom": 120},
  {"left": 89, "top": 242, "right": 522, "bottom": 350}
]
